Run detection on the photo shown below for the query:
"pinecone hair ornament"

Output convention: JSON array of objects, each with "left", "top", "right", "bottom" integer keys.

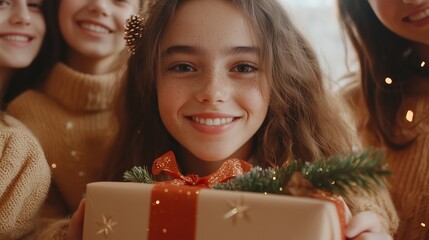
[{"left": 124, "top": 14, "right": 145, "bottom": 55}]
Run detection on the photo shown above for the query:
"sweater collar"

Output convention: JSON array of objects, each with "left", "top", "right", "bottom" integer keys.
[{"left": 42, "top": 63, "right": 121, "bottom": 111}]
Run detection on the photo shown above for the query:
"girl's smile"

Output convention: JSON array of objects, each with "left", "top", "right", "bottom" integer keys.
[
  {"left": 0, "top": 32, "right": 35, "bottom": 46},
  {"left": 0, "top": 0, "right": 45, "bottom": 69},
  {"left": 369, "top": 0, "right": 429, "bottom": 44},
  {"left": 188, "top": 113, "right": 239, "bottom": 135},
  {"left": 77, "top": 20, "right": 112, "bottom": 36},
  {"left": 58, "top": 0, "right": 139, "bottom": 74},
  {"left": 404, "top": 7, "right": 429, "bottom": 27}
]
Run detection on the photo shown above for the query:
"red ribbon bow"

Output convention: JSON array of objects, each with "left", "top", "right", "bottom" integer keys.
[{"left": 152, "top": 151, "right": 252, "bottom": 187}]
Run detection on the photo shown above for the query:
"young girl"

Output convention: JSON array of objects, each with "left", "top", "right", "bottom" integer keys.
[
  {"left": 338, "top": 0, "right": 429, "bottom": 238},
  {"left": 60, "top": 0, "right": 398, "bottom": 239},
  {"left": 0, "top": 0, "right": 51, "bottom": 238},
  {"left": 5, "top": 0, "right": 144, "bottom": 237}
]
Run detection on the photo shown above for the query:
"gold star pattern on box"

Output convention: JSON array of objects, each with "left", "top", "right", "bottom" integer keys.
[{"left": 96, "top": 214, "right": 118, "bottom": 238}]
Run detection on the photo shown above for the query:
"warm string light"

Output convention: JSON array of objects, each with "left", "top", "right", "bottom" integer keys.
[
  {"left": 406, "top": 110, "right": 414, "bottom": 123},
  {"left": 385, "top": 77, "right": 393, "bottom": 85},
  {"left": 384, "top": 76, "right": 416, "bottom": 124}
]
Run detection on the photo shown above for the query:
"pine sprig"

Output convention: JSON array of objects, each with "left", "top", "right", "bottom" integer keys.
[
  {"left": 123, "top": 166, "right": 155, "bottom": 184},
  {"left": 214, "top": 150, "right": 390, "bottom": 196},
  {"left": 213, "top": 160, "right": 298, "bottom": 193},
  {"left": 302, "top": 150, "right": 390, "bottom": 195},
  {"left": 123, "top": 150, "right": 390, "bottom": 196}
]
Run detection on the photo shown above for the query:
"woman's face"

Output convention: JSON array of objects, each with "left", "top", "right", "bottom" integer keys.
[
  {"left": 368, "top": 0, "right": 429, "bottom": 45},
  {"left": 58, "top": 0, "right": 139, "bottom": 73},
  {"left": 0, "top": 0, "right": 45, "bottom": 69},
  {"left": 157, "top": 0, "right": 270, "bottom": 168}
]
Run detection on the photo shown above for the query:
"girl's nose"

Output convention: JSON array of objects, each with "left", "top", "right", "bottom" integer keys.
[
  {"left": 10, "top": 5, "right": 31, "bottom": 26},
  {"left": 87, "top": 0, "right": 110, "bottom": 16},
  {"left": 195, "top": 72, "right": 230, "bottom": 104}
]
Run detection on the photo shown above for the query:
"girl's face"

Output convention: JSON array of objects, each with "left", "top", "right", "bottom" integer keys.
[
  {"left": 0, "top": 0, "right": 45, "bottom": 69},
  {"left": 158, "top": 0, "right": 270, "bottom": 163},
  {"left": 368, "top": 0, "right": 429, "bottom": 45},
  {"left": 58, "top": 0, "right": 138, "bottom": 71}
]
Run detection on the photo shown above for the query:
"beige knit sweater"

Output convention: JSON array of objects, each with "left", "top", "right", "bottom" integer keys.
[
  {"left": 343, "top": 79, "right": 429, "bottom": 240},
  {"left": 7, "top": 63, "right": 121, "bottom": 239},
  {"left": 0, "top": 114, "right": 51, "bottom": 240}
]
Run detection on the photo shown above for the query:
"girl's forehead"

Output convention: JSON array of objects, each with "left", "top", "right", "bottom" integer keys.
[{"left": 163, "top": 0, "right": 257, "bottom": 43}]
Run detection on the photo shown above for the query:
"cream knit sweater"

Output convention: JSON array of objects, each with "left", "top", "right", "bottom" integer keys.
[
  {"left": 343, "top": 79, "right": 429, "bottom": 240},
  {"left": 7, "top": 63, "right": 121, "bottom": 239},
  {"left": 0, "top": 114, "right": 50, "bottom": 240}
]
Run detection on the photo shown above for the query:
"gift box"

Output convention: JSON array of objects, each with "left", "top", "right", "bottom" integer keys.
[{"left": 83, "top": 182, "right": 342, "bottom": 240}]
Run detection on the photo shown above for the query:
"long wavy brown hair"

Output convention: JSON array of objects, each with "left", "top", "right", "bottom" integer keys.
[
  {"left": 337, "top": 0, "right": 415, "bottom": 148},
  {"left": 106, "top": 0, "right": 354, "bottom": 181}
]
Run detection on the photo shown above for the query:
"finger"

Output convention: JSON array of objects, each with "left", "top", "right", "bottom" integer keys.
[
  {"left": 348, "top": 231, "right": 392, "bottom": 240},
  {"left": 67, "top": 199, "right": 86, "bottom": 240},
  {"left": 346, "top": 211, "right": 381, "bottom": 238},
  {"left": 338, "top": 196, "right": 353, "bottom": 222}
]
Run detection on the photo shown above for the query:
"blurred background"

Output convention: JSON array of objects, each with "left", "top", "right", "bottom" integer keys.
[{"left": 279, "top": 0, "right": 356, "bottom": 86}]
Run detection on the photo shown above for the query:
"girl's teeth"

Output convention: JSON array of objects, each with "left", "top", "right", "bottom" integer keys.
[
  {"left": 192, "top": 117, "right": 234, "bottom": 126},
  {"left": 81, "top": 23, "right": 109, "bottom": 33},
  {"left": 1, "top": 35, "right": 29, "bottom": 42},
  {"left": 409, "top": 9, "right": 429, "bottom": 21}
]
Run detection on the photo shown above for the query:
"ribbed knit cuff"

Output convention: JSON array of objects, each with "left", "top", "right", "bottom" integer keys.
[{"left": 36, "top": 219, "right": 69, "bottom": 240}]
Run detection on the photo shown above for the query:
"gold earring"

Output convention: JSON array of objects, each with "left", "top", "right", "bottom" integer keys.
[{"left": 124, "top": 14, "right": 145, "bottom": 55}]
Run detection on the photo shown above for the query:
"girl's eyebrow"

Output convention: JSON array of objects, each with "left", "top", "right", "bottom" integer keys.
[
  {"left": 225, "top": 46, "right": 260, "bottom": 56},
  {"left": 161, "top": 45, "right": 260, "bottom": 57},
  {"left": 161, "top": 45, "right": 201, "bottom": 57}
]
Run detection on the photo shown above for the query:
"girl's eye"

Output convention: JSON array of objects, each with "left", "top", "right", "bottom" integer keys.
[
  {"left": 114, "top": 0, "right": 136, "bottom": 6},
  {"left": 27, "top": 1, "right": 42, "bottom": 10},
  {"left": 170, "top": 64, "right": 196, "bottom": 73},
  {"left": 233, "top": 64, "right": 256, "bottom": 73},
  {"left": 0, "top": 0, "right": 10, "bottom": 7}
]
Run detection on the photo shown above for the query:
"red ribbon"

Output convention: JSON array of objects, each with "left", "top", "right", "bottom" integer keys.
[
  {"left": 151, "top": 151, "right": 253, "bottom": 187},
  {"left": 148, "top": 184, "right": 200, "bottom": 240}
]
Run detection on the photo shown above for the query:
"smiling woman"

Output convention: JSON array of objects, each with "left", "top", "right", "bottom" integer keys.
[
  {"left": 337, "top": 0, "right": 429, "bottom": 239},
  {"left": 4, "top": 0, "right": 146, "bottom": 239},
  {"left": 0, "top": 0, "right": 51, "bottom": 239}
]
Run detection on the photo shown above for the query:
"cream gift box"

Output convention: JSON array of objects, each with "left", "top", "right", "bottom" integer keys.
[{"left": 83, "top": 182, "right": 342, "bottom": 240}]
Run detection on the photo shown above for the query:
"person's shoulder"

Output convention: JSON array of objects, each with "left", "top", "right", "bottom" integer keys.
[
  {"left": 6, "top": 89, "right": 52, "bottom": 117},
  {"left": 0, "top": 114, "right": 45, "bottom": 157},
  {"left": 8, "top": 89, "right": 46, "bottom": 105}
]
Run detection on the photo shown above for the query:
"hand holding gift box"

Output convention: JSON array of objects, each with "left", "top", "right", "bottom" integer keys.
[
  {"left": 83, "top": 150, "right": 390, "bottom": 240},
  {"left": 71, "top": 0, "right": 399, "bottom": 239}
]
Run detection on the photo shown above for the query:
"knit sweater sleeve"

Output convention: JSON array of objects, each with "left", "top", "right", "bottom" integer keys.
[
  {"left": 0, "top": 119, "right": 51, "bottom": 240},
  {"left": 343, "top": 185, "right": 399, "bottom": 235},
  {"left": 35, "top": 219, "right": 69, "bottom": 240}
]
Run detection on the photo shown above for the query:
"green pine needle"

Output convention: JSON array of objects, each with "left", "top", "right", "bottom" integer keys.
[
  {"left": 214, "top": 149, "right": 390, "bottom": 196},
  {"left": 302, "top": 150, "right": 390, "bottom": 195},
  {"left": 123, "top": 166, "right": 155, "bottom": 184},
  {"left": 213, "top": 161, "right": 298, "bottom": 193}
]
